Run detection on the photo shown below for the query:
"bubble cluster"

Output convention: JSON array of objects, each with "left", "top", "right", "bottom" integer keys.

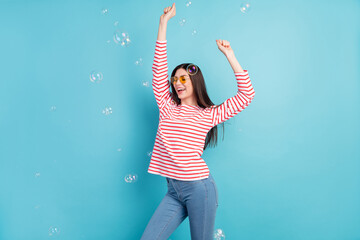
[
  {"left": 90, "top": 71, "right": 103, "bottom": 83},
  {"left": 114, "top": 30, "right": 131, "bottom": 46},
  {"left": 124, "top": 173, "right": 138, "bottom": 183},
  {"left": 185, "top": 1, "right": 192, "bottom": 7},
  {"left": 135, "top": 57, "right": 143, "bottom": 66},
  {"left": 142, "top": 81, "right": 150, "bottom": 87},
  {"left": 102, "top": 107, "right": 113, "bottom": 115},
  {"left": 214, "top": 228, "right": 225, "bottom": 239},
  {"left": 101, "top": 8, "right": 108, "bottom": 15},
  {"left": 179, "top": 18, "right": 186, "bottom": 26},
  {"left": 49, "top": 226, "right": 60, "bottom": 236},
  {"left": 240, "top": 2, "right": 251, "bottom": 13}
]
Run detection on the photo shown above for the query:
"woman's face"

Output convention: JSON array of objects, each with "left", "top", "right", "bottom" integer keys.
[{"left": 173, "top": 68, "right": 195, "bottom": 101}]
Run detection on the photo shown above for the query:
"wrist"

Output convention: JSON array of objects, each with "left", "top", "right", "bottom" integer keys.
[
  {"left": 225, "top": 51, "right": 235, "bottom": 59},
  {"left": 159, "top": 18, "right": 168, "bottom": 26}
]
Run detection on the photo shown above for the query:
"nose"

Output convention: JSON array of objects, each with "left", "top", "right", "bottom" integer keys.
[{"left": 175, "top": 80, "right": 184, "bottom": 86}]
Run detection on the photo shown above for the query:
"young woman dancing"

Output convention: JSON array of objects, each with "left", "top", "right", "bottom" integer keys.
[{"left": 141, "top": 3, "right": 255, "bottom": 239}]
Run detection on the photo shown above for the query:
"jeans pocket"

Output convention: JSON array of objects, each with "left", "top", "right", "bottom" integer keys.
[{"left": 210, "top": 179, "right": 218, "bottom": 207}]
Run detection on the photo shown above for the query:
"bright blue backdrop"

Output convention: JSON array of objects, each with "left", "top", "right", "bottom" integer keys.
[{"left": 0, "top": 0, "right": 359, "bottom": 239}]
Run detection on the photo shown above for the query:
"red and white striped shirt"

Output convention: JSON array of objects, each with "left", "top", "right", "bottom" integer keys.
[{"left": 147, "top": 40, "right": 255, "bottom": 181}]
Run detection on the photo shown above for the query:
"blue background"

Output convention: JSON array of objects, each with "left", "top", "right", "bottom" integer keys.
[{"left": 0, "top": 0, "right": 359, "bottom": 239}]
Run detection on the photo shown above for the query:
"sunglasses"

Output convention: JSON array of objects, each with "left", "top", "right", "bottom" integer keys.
[{"left": 170, "top": 75, "right": 191, "bottom": 84}]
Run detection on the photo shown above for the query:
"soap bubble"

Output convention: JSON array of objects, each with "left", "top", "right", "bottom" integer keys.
[
  {"left": 147, "top": 151, "right": 152, "bottom": 157},
  {"left": 49, "top": 226, "right": 60, "bottom": 236},
  {"left": 214, "top": 228, "right": 225, "bottom": 239},
  {"left": 50, "top": 106, "right": 56, "bottom": 111},
  {"left": 240, "top": 2, "right": 251, "bottom": 13},
  {"left": 142, "top": 81, "right": 150, "bottom": 87},
  {"left": 102, "top": 107, "right": 112, "bottom": 115},
  {"left": 135, "top": 57, "right": 143, "bottom": 66},
  {"left": 114, "top": 30, "right": 131, "bottom": 47},
  {"left": 192, "top": 29, "right": 198, "bottom": 35},
  {"left": 90, "top": 71, "right": 103, "bottom": 83},
  {"left": 114, "top": 21, "right": 119, "bottom": 27},
  {"left": 186, "top": 64, "right": 198, "bottom": 75},
  {"left": 124, "top": 173, "right": 138, "bottom": 183},
  {"left": 35, "top": 172, "right": 40, "bottom": 178},
  {"left": 179, "top": 18, "right": 186, "bottom": 26},
  {"left": 101, "top": 8, "right": 108, "bottom": 15},
  {"left": 185, "top": 1, "right": 192, "bottom": 7},
  {"left": 117, "top": 148, "right": 122, "bottom": 152}
]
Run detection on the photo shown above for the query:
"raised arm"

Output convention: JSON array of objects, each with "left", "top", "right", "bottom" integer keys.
[
  {"left": 211, "top": 40, "right": 255, "bottom": 126},
  {"left": 152, "top": 3, "right": 176, "bottom": 110},
  {"left": 157, "top": 3, "right": 176, "bottom": 41},
  {"left": 216, "top": 39, "right": 244, "bottom": 73}
]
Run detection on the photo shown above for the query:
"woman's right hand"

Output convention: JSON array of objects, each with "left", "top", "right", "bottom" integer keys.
[{"left": 160, "top": 3, "right": 176, "bottom": 24}]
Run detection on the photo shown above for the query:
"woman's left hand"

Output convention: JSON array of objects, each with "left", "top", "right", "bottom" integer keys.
[{"left": 216, "top": 39, "right": 234, "bottom": 57}]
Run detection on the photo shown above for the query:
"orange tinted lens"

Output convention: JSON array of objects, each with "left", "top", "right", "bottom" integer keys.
[
  {"left": 180, "top": 76, "right": 187, "bottom": 83},
  {"left": 171, "top": 77, "right": 178, "bottom": 84}
]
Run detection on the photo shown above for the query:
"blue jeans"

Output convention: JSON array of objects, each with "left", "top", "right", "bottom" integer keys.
[{"left": 140, "top": 173, "right": 218, "bottom": 240}]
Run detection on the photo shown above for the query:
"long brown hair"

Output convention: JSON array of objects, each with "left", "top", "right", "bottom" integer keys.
[{"left": 169, "top": 63, "right": 225, "bottom": 151}]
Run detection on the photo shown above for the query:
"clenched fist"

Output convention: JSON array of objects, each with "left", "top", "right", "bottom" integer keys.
[
  {"left": 160, "top": 3, "right": 176, "bottom": 24},
  {"left": 216, "top": 39, "right": 234, "bottom": 57}
]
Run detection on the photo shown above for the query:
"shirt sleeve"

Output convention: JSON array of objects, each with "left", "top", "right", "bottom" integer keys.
[
  {"left": 152, "top": 40, "right": 171, "bottom": 110},
  {"left": 210, "top": 70, "right": 255, "bottom": 127}
]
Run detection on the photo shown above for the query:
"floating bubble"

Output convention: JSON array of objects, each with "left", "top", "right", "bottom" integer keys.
[
  {"left": 35, "top": 172, "right": 40, "bottom": 178},
  {"left": 191, "top": 29, "right": 198, "bottom": 35},
  {"left": 185, "top": 1, "right": 192, "bottom": 7},
  {"left": 240, "top": 2, "right": 251, "bottom": 13},
  {"left": 186, "top": 64, "right": 198, "bottom": 75},
  {"left": 49, "top": 226, "right": 60, "bottom": 236},
  {"left": 101, "top": 8, "right": 108, "bottom": 15},
  {"left": 117, "top": 148, "right": 122, "bottom": 152},
  {"left": 114, "top": 30, "right": 131, "bottom": 47},
  {"left": 214, "top": 228, "right": 225, "bottom": 239},
  {"left": 106, "top": 40, "right": 111, "bottom": 44},
  {"left": 142, "top": 81, "right": 150, "bottom": 87},
  {"left": 114, "top": 21, "right": 119, "bottom": 27},
  {"left": 90, "top": 71, "right": 103, "bottom": 83},
  {"left": 102, "top": 107, "right": 112, "bottom": 115},
  {"left": 124, "top": 173, "right": 138, "bottom": 183},
  {"left": 34, "top": 205, "right": 41, "bottom": 209},
  {"left": 179, "top": 18, "right": 186, "bottom": 26},
  {"left": 135, "top": 57, "right": 143, "bottom": 66},
  {"left": 147, "top": 151, "right": 152, "bottom": 157},
  {"left": 50, "top": 106, "right": 56, "bottom": 111}
]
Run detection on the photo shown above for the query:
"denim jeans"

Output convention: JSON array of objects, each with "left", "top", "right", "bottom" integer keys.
[{"left": 140, "top": 173, "right": 218, "bottom": 240}]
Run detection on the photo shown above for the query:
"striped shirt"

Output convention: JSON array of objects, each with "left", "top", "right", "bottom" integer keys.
[{"left": 147, "top": 40, "right": 255, "bottom": 181}]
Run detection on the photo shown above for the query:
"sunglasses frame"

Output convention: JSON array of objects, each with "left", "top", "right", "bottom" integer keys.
[{"left": 170, "top": 75, "right": 191, "bottom": 84}]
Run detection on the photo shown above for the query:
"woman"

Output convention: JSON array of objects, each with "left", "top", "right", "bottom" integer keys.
[{"left": 141, "top": 3, "right": 255, "bottom": 239}]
